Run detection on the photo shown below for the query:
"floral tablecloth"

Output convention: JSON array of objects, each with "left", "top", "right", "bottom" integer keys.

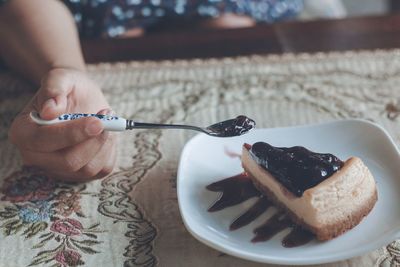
[{"left": 0, "top": 50, "right": 399, "bottom": 267}]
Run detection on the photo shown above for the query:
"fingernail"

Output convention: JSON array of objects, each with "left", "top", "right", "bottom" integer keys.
[
  {"left": 97, "top": 108, "right": 114, "bottom": 116},
  {"left": 42, "top": 98, "right": 56, "bottom": 112},
  {"left": 106, "top": 109, "right": 115, "bottom": 116},
  {"left": 86, "top": 121, "right": 103, "bottom": 136}
]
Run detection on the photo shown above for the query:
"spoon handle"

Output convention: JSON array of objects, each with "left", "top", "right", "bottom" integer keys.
[
  {"left": 30, "top": 112, "right": 207, "bottom": 133},
  {"left": 30, "top": 112, "right": 127, "bottom": 131},
  {"left": 126, "top": 120, "right": 206, "bottom": 133}
]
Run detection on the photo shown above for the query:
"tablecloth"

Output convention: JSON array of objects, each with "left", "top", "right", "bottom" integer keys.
[{"left": 0, "top": 49, "right": 399, "bottom": 267}]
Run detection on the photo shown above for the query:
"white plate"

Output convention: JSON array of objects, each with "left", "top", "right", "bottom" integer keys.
[{"left": 177, "top": 119, "right": 400, "bottom": 265}]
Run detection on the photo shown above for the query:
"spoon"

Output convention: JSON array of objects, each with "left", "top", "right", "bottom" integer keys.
[{"left": 30, "top": 112, "right": 256, "bottom": 137}]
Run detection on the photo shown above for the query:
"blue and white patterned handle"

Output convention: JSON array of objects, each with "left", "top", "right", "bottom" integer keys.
[{"left": 30, "top": 112, "right": 127, "bottom": 131}]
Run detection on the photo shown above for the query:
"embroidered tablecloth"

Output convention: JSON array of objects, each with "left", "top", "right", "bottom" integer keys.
[{"left": 0, "top": 50, "right": 399, "bottom": 267}]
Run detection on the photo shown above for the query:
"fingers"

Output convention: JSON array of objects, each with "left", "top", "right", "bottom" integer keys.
[
  {"left": 76, "top": 133, "right": 116, "bottom": 180},
  {"left": 21, "top": 133, "right": 116, "bottom": 182},
  {"left": 13, "top": 115, "right": 104, "bottom": 152},
  {"left": 22, "top": 131, "right": 109, "bottom": 173},
  {"left": 63, "top": 110, "right": 116, "bottom": 181}
]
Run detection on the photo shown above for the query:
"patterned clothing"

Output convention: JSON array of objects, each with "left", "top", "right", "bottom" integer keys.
[{"left": 61, "top": 0, "right": 303, "bottom": 38}]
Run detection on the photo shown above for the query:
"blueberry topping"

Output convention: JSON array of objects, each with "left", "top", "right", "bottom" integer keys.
[{"left": 249, "top": 142, "right": 344, "bottom": 197}]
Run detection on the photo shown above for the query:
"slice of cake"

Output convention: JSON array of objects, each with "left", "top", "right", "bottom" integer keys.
[{"left": 241, "top": 142, "right": 377, "bottom": 241}]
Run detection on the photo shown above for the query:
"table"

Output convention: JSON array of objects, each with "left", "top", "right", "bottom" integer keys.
[
  {"left": 82, "top": 14, "right": 400, "bottom": 62},
  {"left": 1, "top": 15, "right": 400, "bottom": 267}
]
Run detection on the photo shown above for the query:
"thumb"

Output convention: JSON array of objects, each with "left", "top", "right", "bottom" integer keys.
[
  {"left": 36, "top": 72, "right": 71, "bottom": 120},
  {"left": 39, "top": 95, "right": 68, "bottom": 120}
]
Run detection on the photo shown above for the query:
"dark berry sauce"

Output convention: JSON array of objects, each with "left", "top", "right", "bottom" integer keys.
[
  {"left": 207, "top": 173, "right": 260, "bottom": 212},
  {"left": 208, "top": 115, "right": 256, "bottom": 137},
  {"left": 249, "top": 142, "right": 344, "bottom": 197},
  {"left": 206, "top": 173, "right": 314, "bottom": 248},
  {"left": 230, "top": 115, "right": 256, "bottom": 136},
  {"left": 230, "top": 196, "right": 270, "bottom": 230}
]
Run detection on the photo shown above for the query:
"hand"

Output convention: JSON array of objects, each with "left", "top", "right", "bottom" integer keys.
[{"left": 9, "top": 68, "right": 117, "bottom": 182}]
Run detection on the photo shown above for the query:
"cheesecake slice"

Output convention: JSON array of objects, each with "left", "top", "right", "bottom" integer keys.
[{"left": 242, "top": 142, "right": 377, "bottom": 241}]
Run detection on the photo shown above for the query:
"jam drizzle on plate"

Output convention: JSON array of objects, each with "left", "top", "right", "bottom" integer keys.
[{"left": 206, "top": 173, "right": 314, "bottom": 248}]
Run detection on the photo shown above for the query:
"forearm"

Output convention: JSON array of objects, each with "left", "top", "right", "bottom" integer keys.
[{"left": 0, "top": 0, "right": 85, "bottom": 86}]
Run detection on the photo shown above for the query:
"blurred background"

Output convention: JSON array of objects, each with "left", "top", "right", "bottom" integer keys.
[
  {"left": 300, "top": 0, "right": 389, "bottom": 20},
  {"left": 339, "top": 0, "right": 389, "bottom": 16},
  {"left": 63, "top": 0, "right": 397, "bottom": 39}
]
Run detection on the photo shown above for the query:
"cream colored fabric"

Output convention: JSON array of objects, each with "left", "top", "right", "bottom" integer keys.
[{"left": 0, "top": 50, "right": 399, "bottom": 267}]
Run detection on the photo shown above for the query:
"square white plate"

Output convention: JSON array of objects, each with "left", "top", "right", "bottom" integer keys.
[{"left": 177, "top": 119, "right": 400, "bottom": 265}]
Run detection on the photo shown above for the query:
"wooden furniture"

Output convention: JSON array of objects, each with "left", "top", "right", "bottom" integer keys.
[{"left": 82, "top": 14, "right": 400, "bottom": 63}]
